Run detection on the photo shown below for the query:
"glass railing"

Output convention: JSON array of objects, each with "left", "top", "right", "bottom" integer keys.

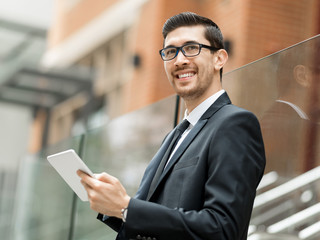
[
  {"left": 73, "top": 96, "right": 177, "bottom": 240},
  {"left": 12, "top": 137, "right": 83, "bottom": 240},
  {"left": 223, "top": 35, "right": 320, "bottom": 179},
  {"left": 2, "top": 35, "right": 319, "bottom": 239},
  {"left": 9, "top": 95, "right": 177, "bottom": 240},
  {"left": 223, "top": 35, "right": 320, "bottom": 239}
]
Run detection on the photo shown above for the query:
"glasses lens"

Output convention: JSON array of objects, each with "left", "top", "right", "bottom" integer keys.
[
  {"left": 161, "top": 47, "right": 177, "bottom": 60},
  {"left": 182, "top": 44, "right": 200, "bottom": 57}
]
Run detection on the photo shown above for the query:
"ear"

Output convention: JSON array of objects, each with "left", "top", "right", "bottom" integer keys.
[
  {"left": 214, "top": 49, "right": 228, "bottom": 71},
  {"left": 294, "top": 65, "right": 311, "bottom": 87}
]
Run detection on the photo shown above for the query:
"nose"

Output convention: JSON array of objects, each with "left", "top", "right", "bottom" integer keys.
[{"left": 174, "top": 50, "right": 189, "bottom": 66}]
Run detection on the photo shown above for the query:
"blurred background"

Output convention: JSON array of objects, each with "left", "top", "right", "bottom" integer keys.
[{"left": 0, "top": 0, "right": 319, "bottom": 239}]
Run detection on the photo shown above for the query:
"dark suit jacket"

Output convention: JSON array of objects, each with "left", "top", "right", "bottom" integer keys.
[{"left": 98, "top": 92, "right": 266, "bottom": 240}]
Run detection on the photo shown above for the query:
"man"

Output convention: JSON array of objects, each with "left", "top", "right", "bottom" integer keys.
[{"left": 78, "top": 12, "right": 266, "bottom": 240}]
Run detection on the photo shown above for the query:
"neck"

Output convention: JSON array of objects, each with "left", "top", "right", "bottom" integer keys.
[{"left": 184, "top": 87, "right": 223, "bottom": 114}]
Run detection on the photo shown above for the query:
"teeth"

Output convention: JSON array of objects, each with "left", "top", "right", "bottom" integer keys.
[{"left": 178, "top": 73, "right": 194, "bottom": 79}]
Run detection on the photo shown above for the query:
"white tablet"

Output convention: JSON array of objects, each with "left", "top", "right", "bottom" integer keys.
[{"left": 47, "top": 149, "right": 94, "bottom": 201}]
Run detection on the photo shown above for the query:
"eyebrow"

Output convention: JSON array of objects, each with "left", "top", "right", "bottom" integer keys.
[{"left": 164, "top": 40, "right": 200, "bottom": 48}]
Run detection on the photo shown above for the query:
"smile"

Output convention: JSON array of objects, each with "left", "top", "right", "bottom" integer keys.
[{"left": 178, "top": 72, "right": 195, "bottom": 79}]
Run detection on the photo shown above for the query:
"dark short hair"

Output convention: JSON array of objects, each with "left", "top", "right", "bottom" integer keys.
[{"left": 162, "top": 12, "right": 225, "bottom": 79}]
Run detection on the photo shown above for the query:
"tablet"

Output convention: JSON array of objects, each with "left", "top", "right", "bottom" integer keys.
[{"left": 47, "top": 149, "right": 94, "bottom": 201}]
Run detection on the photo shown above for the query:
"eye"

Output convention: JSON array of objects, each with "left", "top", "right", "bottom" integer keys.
[
  {"left": 164, "top": 48, "right": 176, "bottom": 56},
  {"left": 184, "top": 44, "right": 199, "bottom": 53}
]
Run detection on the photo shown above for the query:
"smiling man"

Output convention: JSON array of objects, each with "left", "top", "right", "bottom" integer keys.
[
  {"left": 78, "top": 12, "right": 266, "bottom": 240},
  {"left": 162, "top": 24, "right": 225, "bottom": 112}
]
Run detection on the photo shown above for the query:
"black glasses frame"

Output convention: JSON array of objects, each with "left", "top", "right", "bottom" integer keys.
[{"left": 159, "top": 43, "right": 220, "bottom": 61}]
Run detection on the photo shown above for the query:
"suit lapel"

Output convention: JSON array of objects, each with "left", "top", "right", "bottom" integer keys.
[
  {"left": 143, "top": 92, "right": 232, "bottom": 201},
  {"left": 146, "top": 120, "right": 207, "bottom": 201},
  {"left": 134, "top": 129, "right": 176, "bottom": 200},
  {"left": 200, "top": 92, "right": 231, "bottom": 120},
  {"left": 160, "top": 119, "right": 207, "bottom": 175},
  {"left": 166, "top": 92, "right": 232, "bottom": 172}
]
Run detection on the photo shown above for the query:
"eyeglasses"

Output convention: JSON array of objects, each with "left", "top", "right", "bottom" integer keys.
[{"left": 159, "top": 43, "right": 219, "bottom": 61}]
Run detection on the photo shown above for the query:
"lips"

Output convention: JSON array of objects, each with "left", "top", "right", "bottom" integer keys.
[
  {"left": 176, "top": 72, "right": 196, "bottom": 79},
  {"left": 179, "top": 72, "right": 194, "bottom": 78}
]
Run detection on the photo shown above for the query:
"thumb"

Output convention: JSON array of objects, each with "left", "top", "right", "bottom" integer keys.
[{"left": 94, "top": 172, "right": 115, "bottom": 183}]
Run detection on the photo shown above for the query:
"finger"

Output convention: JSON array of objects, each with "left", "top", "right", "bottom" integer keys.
[
  {"left": 78, "top": 170, "right": 97, "bottom": 188},
  {"left": 78, "top": 170, "right": 95, "bottom": 181},
  {"left": 80, "top": 178, "right": 91, "bottom": 191},
  {"left": 95, "top": 172, "right": 118, "bottom": 184},
  {"left": 77, "top": 170, "right": 89, "bottom": 178}
]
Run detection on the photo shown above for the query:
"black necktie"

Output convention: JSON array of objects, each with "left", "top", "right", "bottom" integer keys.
[{"left": 147, "top": 119, "right": 190, "bottom": 199}]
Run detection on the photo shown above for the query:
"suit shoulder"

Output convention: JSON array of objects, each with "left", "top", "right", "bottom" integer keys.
[{"left": 218, "top": 104, "right": 258, "bottom": 120}]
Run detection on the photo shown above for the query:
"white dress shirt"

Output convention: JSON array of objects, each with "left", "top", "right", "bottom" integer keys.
[{"left": 166, "top": 90, "right": 225, "bottom": 167}]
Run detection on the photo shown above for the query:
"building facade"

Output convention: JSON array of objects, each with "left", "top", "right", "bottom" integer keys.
[{"left": 39, "top": 0, "right": 319, "bottom": 146}]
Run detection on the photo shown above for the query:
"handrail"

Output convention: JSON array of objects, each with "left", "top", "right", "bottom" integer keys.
[
  {"left": 257, "top": 171, "right": 279, "bottom": 191},
  {"left": 248, "top": 232, "right": 301, "bottom": 240},
  {"left": 254, "top": 166, "right": 320, "bottom": 211},
  {"left": 299, "top": 220, "right": 320, "bottom": 239},
  {"left": 267, "top": 203, "right": 320, "bottom": 234}
]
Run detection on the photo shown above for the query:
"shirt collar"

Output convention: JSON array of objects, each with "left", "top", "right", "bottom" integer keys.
[{"left": 184, "top": 90, "right": 225, "bottom": 127}]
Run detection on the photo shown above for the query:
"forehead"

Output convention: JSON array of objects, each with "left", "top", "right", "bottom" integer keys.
[{"left": 164, "top": 25, "right": 208, "bottom": 47}]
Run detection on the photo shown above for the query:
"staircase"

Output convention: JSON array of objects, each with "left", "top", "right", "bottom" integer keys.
[{"left": 248, "top": 167, "right": 320, "bottom": 240}]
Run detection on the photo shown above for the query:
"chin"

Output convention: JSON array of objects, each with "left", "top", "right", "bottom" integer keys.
[{"left": 177, "top": 89, "right": 199, "bottom": 100}]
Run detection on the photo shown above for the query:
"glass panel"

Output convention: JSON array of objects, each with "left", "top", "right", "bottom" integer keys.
[
  {"left": 223, "top": 35, "right": 320, "bottom": 179},
  {"left": 222, "top": 35, "right": 320, "bottom": 238},
  {"left": 73, "top": 95, "right": 177, "bottom": 239},
  {"left": 12, "top": 136, "right": 82, "bottom": 240}
]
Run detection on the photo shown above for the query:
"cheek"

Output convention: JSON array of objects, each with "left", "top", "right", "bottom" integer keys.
[
  {"left": 164, "top": 64, "right": 168, "bottom": 73},
  {"left": 164, "top": 63, "right": 173, "bottom": 79}
]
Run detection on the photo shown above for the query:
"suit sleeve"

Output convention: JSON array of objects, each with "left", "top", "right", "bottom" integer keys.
[{"left": 104, "top": 110, "right": 266, "bottom": 240}]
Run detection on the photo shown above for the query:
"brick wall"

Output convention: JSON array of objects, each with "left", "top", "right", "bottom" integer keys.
[
  {"left": 49, "top": 0, "right": 118, "bottom": 47},
  {"left": 45, "top": 0, "right": 319, "bottom": 143},
  {"left": 120, "top": 0, "right": 319, "bottom": 114}
]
